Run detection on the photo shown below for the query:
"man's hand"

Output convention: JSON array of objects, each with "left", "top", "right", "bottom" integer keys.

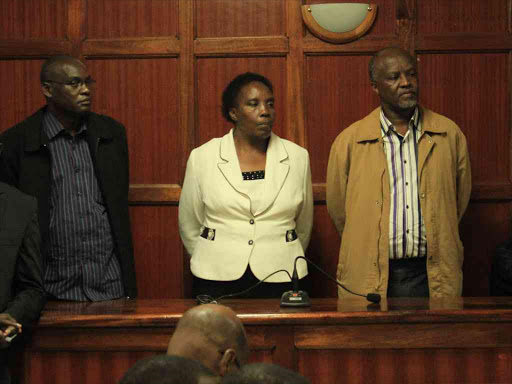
[{"left": 0, "top": 313, "right": 22, "bottom": 349}]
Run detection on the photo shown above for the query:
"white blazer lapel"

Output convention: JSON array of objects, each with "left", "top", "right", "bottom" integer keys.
[
  {"left": 255, "top": 133, "right": 289, "bottom": 216},
  {"left": 217, "top": 129, "right": 246, "bottom": 195}
]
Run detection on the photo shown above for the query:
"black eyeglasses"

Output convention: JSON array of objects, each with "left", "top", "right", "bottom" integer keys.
[{"left": 46, "top": 78, "right": 96, "bottom": 90}]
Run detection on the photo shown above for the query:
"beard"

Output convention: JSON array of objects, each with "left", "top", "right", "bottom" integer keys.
[{"left": 398, "top": 94, "right": 418, "bottom": 110}]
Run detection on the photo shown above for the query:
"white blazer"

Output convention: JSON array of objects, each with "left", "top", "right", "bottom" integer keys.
[{"left": 179, "top": 129, "right": 313, "bottom": 282}]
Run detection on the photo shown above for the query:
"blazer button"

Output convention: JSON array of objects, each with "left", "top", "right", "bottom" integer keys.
[
  {"left": 248, "top": 240, "right": 254, "bottom": 245},
  {"left": 249, "top": 219, "right": 255, "bottom": 225}
]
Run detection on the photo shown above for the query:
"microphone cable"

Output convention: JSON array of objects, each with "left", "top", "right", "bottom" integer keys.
[
  {"left": 196, "top": 269, "right": 292, "bottom": 305},
  {"left": 295, "top": 256, "right": 381, "bottom": 303}
]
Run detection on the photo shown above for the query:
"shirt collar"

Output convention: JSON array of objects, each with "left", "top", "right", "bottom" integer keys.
[
  {"left": 380, "top": 107, "right": 420, "bottom": 137},
  {"left": 43, "top": 110, "right": 87, "bottom": 140}
]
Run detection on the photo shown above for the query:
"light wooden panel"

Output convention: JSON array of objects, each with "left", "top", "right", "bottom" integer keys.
[
  {"left": 195, "top": 0, "right": 285, "bottom": 38},
  {"left": 195, "top": 57, "right": 287, "bottom": 146},
  {"left": 130, "top": 206, "right": 183, "bottom": 299},
  {"left": 0, "top": 0, "right": 68, "bottom": 40},
  {"left": 417, "top": 0, "right": 509, "bottom": 34},
  {"left": 304, "top": 55, "right": 379, "bottom": 184},
  {"left": 86, "top": 0, "right": 179, "bottom": 39},
  {"left": 0, "top": 59, "right": 46, "bottom": 132},
  {"left": 418, "top": 53, "right": 509, "bottom": 186},
  {"left": 86, "top": 58, "right": 181, "bottom": 185}
]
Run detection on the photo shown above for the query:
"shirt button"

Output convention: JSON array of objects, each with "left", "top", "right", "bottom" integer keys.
[
  {"left": 406, "top": 229, "right": 410, "bottom": 234},
  {"left": 406, "top": 205, "right": 409, "bottom": 209},
  {"left": 75, "top": 168, "right": 80, "bottom": 173},
  {"left": 248, "top": 240, "right": 254, "bottom": 245},
  {"left": 404, "top": 160, "right": 407, "bottom": 164},
  {"left": 405, "top": 182, "right": 409, "bottom": 186},
  {"left": 77, "top": 192, "right": 82, "bottom": 196},
  {"left": 249, "top": 219, "right": 255, "bottom": 225}
]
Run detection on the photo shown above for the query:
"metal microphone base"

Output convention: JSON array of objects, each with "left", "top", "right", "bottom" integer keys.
[{"left": 280, "top": 290, "right": 311, "bottom": 307}]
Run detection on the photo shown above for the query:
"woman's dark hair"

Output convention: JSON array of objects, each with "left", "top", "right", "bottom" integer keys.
[{"left": 221, "top": 72, "right": 274, "bottom": 123}]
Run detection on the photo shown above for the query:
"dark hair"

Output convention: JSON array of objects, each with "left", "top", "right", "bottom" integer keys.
[
  {"left": 368, "top": 47, "right": 416, "bottom": 83},
  {"left": 119, "top": 355, "right": 217, "bottom": 384},
  {"left": 221, "top": 72, "right": 274, "bottom": 123},
  {"left": 40, "top": 55, "right": 82, "bottom": 84},
  {"left": 222, "top": 363, "right": 310, "bottom": 384}
]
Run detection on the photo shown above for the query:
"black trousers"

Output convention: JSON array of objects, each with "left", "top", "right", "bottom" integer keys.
[
  {"left": 193, "top": 266, "right": 311, "bottom": 300},
  {"left": 387, "top": 257, "right": 429, "bottom": 297}
]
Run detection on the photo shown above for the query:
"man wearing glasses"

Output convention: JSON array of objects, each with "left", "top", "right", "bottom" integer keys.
[{"left": 0, "top": 56, "right": 136, "bottom": 302}]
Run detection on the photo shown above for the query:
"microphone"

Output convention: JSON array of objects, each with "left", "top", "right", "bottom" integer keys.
[
  {"left": 280, "top": 262, "right": 311, "bottom": 307},
  {"left": 280, "top": 256, "right": 381, "bottom": 307}
]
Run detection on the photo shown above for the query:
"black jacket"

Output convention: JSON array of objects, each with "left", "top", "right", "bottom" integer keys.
[
  {"left": 0, "top": 182, "right": 45, "bottom": 325},
  {"left": 0, "top": 107, "right": 137, "bottom": 298}
]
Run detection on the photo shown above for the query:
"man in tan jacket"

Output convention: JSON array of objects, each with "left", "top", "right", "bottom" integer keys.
[{"left": 326, "top": 47, "right": 471, "bottom": 298}]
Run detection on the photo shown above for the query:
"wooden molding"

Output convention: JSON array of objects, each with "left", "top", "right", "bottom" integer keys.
[
  {"left": 82, "top": 37, "right": 180, "bottom": 57},
  {"left": 301, "top": 4, "right": 378, "bottom": 44},
  {"left": 0, "top": 40, "right": 72, "bottom": 57},
  {"left": 129, "top": 184, "right": 181, "bottom": 205},
  {"left": 194, "top": 36, "right": 289, "bottom": 56},
  {"left": 127, "top": 182, "right": 512, "bottom": 205},
  {"left": 416, "top": 33, "right": 512, "bottom": 52}
]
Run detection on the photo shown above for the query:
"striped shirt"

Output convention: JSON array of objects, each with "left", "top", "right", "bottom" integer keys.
[
  {"left": 380, "top": 108, "right": 427, "bottom": 259},
  {"left": 43, "top": 111, "right": 124, "bottom": 301}
]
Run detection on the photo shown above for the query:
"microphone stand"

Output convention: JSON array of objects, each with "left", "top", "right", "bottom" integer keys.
[{"left": 280, "top": 256, "right": 381, "bottom": 307}]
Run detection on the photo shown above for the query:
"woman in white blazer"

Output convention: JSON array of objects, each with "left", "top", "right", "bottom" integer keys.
[{"left": 179, "top": 72, "right": 313, "bottom": 298}]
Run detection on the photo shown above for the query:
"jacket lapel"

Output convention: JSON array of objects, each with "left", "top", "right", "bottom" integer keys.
[
  {"left": 254, "top": 133, "right": 289, "bottom": 216},
  {"left": 217, "top": 130, "right": 246, "bottom": 196}
]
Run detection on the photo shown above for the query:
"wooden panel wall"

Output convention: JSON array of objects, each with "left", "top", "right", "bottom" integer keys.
[{"left": 0, "top": 0, "right": 510, "bottom": 298}]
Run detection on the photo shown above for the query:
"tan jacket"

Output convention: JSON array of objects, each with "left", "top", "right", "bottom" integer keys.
[{"left": 326, "top": 107, "right": 471, "bottom": 298}]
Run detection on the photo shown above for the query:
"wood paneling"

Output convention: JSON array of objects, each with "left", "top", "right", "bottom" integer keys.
[
  {"left": 460, "top": 202, "right": 512, "bottom": 296},
  {"left": 18, "top": 298, "right": 512, "bottom": 384},
  {"left": 195, "top": 0, "right": 285, "bottom": 38},
  {"left": 298, "top": 349, "right": 512, "bottom": 384},
  {"left": 419, "top": 53, "right": 510, "bottom": 185},
  {"left": 0, "top": 59, "right": 45, "bottom": 132},
  {"left": 0, "top": 0, "right": 68, "bottom": 40},
  {"left": 304, "top": 55, "right": 379, "bottom": 183},
  {"left": 307, "top": 206, "right": 339, "bottom": 298},
  {"left": 0, "top": 0, "right": 511, "bottom": 301},
  {"left": 195, "top": 57, "right": 287, "bottom": 146},
  {"left": 130, "top": 206, "right": 183, "bottom": 299},
  {"left": 417, "top": 0, "right": 509, "bottom": 34},
  {"left": 86, "top": 58, "right": 181, "bottom": 184},
  {"left": 27, "top": 351, "right": 154, "bottom": 384},
  {"left": 86, "top": 0, "right": 178, "bottom": 39}
]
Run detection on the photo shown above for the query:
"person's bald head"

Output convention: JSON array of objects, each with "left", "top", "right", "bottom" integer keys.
[{"left": 167, "top": 304, "right": 249, "bottom": 377}]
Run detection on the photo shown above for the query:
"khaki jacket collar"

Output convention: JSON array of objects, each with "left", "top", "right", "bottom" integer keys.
[
  {"left": 218, "top": 129, "right": 290, "bottom": 216},
  {"left": 355, "top": 106, "right": 447, "bottom": 143}
]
